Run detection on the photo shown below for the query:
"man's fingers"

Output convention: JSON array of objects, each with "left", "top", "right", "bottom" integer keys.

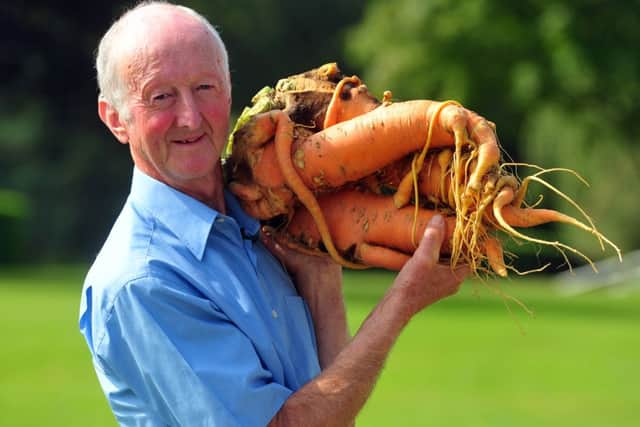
[
  {"left": 415, "top": 214, "right": 446, "bottom": 267},
  {"left": 451, "top": 263, "right": 471, "bottom": 281},
  {"left": 260, "top": 226, "right": 286, "bottom": 261}
]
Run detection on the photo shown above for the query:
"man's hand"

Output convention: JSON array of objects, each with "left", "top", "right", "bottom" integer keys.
[
  {"left": 261, "top": 226, "right": 348, "bottom": 368},
  {"left": 260, "top": 225, "right": 342, "bottom": 296},
  {"left": 391, "top": 214, "right": 469, "bottom": 321},
  {"left": 268, "top": 214, "right": 469, "bottom": 427}
]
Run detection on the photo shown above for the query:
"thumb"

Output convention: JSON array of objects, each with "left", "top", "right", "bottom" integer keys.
[
  {"left": 259, "top": 226, "right": 299, "bottom": 268},
  {"left": 415, "top": 214, "right": 445, "bottom": 267}
]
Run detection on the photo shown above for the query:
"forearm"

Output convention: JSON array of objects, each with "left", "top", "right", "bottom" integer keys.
[
  {"left": 293, "top": 262, "right": 350, "bottom": 368},
  {"left": 270, "top": 285, "right": 412, "bottom": 427},
  {"left": 270, "top": 216, "right": 467, "bottom": 427}
]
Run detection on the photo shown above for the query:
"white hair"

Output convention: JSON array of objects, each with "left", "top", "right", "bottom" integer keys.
[{"left": 95, "top": 1, "right": 229, "bottom": 118}]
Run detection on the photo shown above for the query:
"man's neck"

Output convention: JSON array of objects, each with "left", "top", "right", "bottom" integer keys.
[
  {"left": 178, "top": 165, "right": 227, "bottom": 214},
  {"left": 139, "top": 163, "right": 227, "bottom": 214}
]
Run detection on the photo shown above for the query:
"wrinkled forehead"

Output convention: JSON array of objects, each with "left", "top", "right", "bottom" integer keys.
[{"left": 117, "top": 8, "right": 228, "bottom": 88}]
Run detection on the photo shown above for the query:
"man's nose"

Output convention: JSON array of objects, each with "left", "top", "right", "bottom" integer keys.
[{"left": 175, "top": 92, "right": 202, "bottom": 129}]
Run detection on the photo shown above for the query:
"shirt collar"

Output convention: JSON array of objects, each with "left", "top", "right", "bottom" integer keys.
[
  {"left": 129, "top": 168, "right": 261, "bottom": 260},
  {"left": 223, "top": 187, "right": 261, "bottom": 239}
]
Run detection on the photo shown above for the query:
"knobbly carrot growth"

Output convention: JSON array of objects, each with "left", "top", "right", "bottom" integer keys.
[{"left": 225, "top": 63, "right": 621, "bottom": 278}]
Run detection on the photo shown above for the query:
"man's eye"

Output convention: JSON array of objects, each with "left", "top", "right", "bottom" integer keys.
[
  {"left": 152, "top": 93, "right": 172, "bottom": 102},
  {"left": 197, "top": 84, "right": 216, "bottom": 91}
]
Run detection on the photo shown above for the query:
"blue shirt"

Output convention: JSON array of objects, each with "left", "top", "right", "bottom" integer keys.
[{"left": 79, "top": 168, "right": 321, "bottom": 426}]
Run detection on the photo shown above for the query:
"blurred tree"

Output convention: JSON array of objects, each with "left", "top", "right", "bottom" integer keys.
[
  {"left": 0, "top": 190, "right": 29, "bottom": 261},
  {"left": 192, "top": 0, "right": 367, "bottom": 106},
  {"left": 1, "top": 1, "right": 134, "bottom": 263},
  {"left": 0, "top": 0, "right": 365, "bottom": 263},
  {"left": 345, "top": 0, "right": 640, "bottom": 263}
]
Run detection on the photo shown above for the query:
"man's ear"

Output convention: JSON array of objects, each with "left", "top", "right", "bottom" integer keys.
[{"left": 98, "top": 96, "right": 130, "bottom": 144}]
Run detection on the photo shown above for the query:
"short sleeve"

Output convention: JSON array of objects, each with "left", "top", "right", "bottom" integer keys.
[{"left": 95, "top": 275, "right": 292, "bottom": 426}]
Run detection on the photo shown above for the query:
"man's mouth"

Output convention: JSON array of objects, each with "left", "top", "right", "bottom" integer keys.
[{"left": 173, "top": 134, "right": 204, "bottom": 144}]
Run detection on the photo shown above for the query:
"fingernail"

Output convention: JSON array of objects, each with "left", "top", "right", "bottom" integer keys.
[{"left": 430, "top": 214, "right": 444, "bottom": 228}]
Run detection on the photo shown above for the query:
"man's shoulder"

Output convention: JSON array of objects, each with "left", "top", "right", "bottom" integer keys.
[
  {"left": 82, "top": 206, "right": 149, "bottom": 316},
  {"left": 79, "top": 201, "right": 201, "bottom": 353},
  {"left": 84, "top": 199, "right": 195, "bottom": 304}
]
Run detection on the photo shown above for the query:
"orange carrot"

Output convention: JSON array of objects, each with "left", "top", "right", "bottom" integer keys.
[
  {"left": 227, "top": 63, "right": 621, "bottom": 276},
  {"left": 281, "top": 190, "right": 457, "bottom": 269},
  {"left": 272, "top": 110, "right": 368, "bottom": 269},
  {"left": 294, "top": 100, "right": 457, "bottom": 189},
  {"left": 323, "top": 76, "right": 380, "bottom": 129}
]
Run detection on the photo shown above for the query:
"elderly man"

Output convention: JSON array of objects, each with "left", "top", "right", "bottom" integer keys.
[{"left": 79, "top": 2, "right": 468, "bottom": 426}]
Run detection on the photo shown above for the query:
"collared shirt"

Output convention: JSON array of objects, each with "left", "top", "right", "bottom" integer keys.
[{"left": 79, "top": 168, "right": 320, "bottom": 426}]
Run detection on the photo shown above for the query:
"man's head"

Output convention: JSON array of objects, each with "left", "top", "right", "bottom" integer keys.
[{"left": 96, "top": 1, "right": 232, "bottom": 196}]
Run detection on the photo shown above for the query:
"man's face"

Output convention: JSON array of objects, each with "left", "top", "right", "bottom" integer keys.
[{"left": 119, "top": 19, "right": 231, "bottom": 191}]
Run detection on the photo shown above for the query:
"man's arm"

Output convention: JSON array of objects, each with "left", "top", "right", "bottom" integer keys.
[
  {"left": 289, "top": 258, "right": 349, "bottom": 369},
  {"left": 263, "top": 215, "right": 469, "bottom": 427}
]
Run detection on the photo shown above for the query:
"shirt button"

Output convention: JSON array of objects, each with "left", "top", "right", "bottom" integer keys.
[
  {"left": 216, "top": 218, "right": 225, "bottom": 224},
  {"left": 271, "top": 309, "right": 279, "bottom": 319}
]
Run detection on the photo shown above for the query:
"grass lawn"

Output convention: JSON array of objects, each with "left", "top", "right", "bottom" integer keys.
[
  {"left": 0, "top": 265, "right": 638, "bottom": 426},
  {"left": 344, "top": 270, "right": 640, "bottom": 427}
]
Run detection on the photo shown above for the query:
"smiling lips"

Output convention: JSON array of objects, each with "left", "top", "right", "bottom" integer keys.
[{"left": 173, "top": 134, "right": 205, "bottom": 144}]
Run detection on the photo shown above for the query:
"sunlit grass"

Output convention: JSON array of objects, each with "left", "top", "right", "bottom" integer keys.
[
  {"left": 0, "top": 266, "right": 638, "bottom": 426},
  {"left": 345, "top": 270, "right": 640, "bottom": 427},
  {"left": 0, "top": 265, "right": 115, "bottom": 426}
]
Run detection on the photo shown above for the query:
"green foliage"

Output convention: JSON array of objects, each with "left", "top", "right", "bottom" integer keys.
[
  {"left": 0, "top": 189, "right": 28, "bottom": 219},
  {"left": 225, "top": 86, "right": 277, "bottom": 158},
  {"left": 346, "top": 0, "right": 640, "bottom": 258},
  {"left": 0, "top": 189, "right": 29, "bottom": 262},
  {"left": 0, "top": 0, "right": 366, "bottom": 262},
  {"left": 1, "top": 2, "right": 135, "bottom": 262},
  {"left": 186, "top": 0, "right": 368, "bottom": 106},
  {"left": 2, "top": 0, "right": 638, "bottom": 262}
]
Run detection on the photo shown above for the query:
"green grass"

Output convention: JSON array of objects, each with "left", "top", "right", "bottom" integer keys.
[
  {"left": 0, "top": 265, "right": 115, "bottom": 426},
  {"left": 0, "top": 266, "right": 638, "bottom": 426},
  {"left": 345, "top": 270, "right": 640, "bottom": 427}
]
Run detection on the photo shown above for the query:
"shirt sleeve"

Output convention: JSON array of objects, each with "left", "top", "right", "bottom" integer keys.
[{"left": 95, "top": 274, "right": 292, "bottom": 426}]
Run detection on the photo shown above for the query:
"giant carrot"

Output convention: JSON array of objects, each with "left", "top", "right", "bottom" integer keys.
[{"left": 226, "top": 63, "right": 621, "bottom": 277}]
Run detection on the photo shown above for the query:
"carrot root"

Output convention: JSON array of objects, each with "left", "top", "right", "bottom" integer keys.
[{"left": 227, "top": 64, "right": 621, "bottom": 278}]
